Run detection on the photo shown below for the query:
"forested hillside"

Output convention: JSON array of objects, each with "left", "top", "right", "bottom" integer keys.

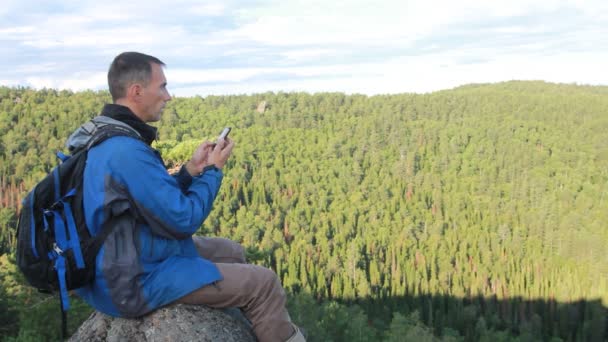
[{"left": 1, "top": 81, "right": 607, "bottom": 341}]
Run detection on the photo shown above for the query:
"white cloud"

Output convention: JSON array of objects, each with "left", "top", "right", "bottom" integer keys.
[
  {"left": 226, "top": 4, "right": 432, "bottom": 46},
  {"left": 0, "top": 0, "right": 24, "bottom": 17},
  {"left": 0, "top": 26, "right": 36, "bottom": 35},
  {"left": 22, "top": 26, "right": 188, "bottom": 49},
  {"left": 228, "top": 0, "right": 589, "bottom": 47},
  {"left": 168, "top": 68, "right": 270, "bottom": 84},
  {"left": 14, "top": 63, "right": 60, "bottom": 74},
  {"left": 169, "top": 49, "right": 608, "bottom": 96},
  {"left": 24, "top": 72, "right": 106, "bottom": 90},
  {"left": 1, "top": 0, "right": 607, "bottom": 95},
  {"left": 280, "top": 48, "right": 341, "bottom": 62},
  {"left": 187, "top": 3, "right": 226, "bottom": 16}
]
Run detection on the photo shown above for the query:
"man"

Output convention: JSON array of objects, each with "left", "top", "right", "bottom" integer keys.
[{"left": 73, "top": 52, "right": 305, "bottom": 342}]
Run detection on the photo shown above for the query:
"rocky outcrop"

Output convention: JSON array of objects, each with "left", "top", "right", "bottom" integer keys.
[
  {"left": 257, "top": 101, "right": 267, "bottom": 113},
  {"left": 69, "top": 304, "right": 256, "bottom": 341}
]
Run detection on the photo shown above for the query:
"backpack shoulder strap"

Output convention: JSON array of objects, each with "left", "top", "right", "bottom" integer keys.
[
  {"left": 86, "top": 124, "right": 143, "bottom": 151},
  {"left": 67, "top": 116, "right": 143, "bottom": 153}
]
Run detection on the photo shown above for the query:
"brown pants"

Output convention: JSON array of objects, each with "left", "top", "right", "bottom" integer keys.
[{"left": 177, "top": 237, "right": 295, "bottom": 342}]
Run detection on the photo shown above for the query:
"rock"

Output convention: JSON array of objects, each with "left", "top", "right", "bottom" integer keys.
[
  {"left": 256, "top": 101, "right": 267, "bottom": 113},
  {"left": 69, "top": 304, "right": 256, "bottom": 342}
]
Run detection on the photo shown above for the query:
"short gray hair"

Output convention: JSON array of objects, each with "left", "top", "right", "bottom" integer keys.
[{"left": 107, "top": 52, "right": 165, "bottom": 102}]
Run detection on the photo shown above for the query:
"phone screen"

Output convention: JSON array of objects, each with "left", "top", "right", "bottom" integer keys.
[{"left": 218, "top": 127, "right": 231, "bottom": 141}]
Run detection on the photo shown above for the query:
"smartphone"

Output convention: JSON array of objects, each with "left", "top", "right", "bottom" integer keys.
[{"left": 217, "top": 127, "right": 231, "bottom": 142}]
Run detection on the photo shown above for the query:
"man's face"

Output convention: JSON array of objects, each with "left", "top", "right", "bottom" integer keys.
[{"left": 140, "top": 63, "right": 171, "bottom": 122}]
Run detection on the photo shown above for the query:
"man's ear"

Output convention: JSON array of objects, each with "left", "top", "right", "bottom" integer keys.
[{"left": 126, "top": 83, "right": 143, "bottom": 102}]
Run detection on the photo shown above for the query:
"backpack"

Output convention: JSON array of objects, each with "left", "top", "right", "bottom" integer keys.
[{"left": 15, "top": 121, "right": 141, "bottom": 338}]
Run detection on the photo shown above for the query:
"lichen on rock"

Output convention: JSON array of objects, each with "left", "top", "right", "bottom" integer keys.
[{"left": 69, "top": 304, "right": 256, "bottom": 342}]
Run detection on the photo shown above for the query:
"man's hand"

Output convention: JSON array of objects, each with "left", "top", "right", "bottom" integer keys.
[
  {"left": 207, "top": 137, "right": 235, "bottom": 169},
  {"left": 185, "top": 141, "right": 214, "bottom": 176},
  {"left": 184, "top": 138, "right": 235, "bottom": 176}
]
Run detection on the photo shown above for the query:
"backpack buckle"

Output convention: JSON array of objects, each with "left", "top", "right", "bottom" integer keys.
[
  {"left": 49, "top": 200, "right": 64, "bottom": 211},
  {"left": 53, "top": 243, "right": 64, "bottom": 256}
]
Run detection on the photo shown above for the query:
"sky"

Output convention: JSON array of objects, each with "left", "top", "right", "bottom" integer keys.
[{"left": 1, "top": 0, "right": 607, "bottom": 97}]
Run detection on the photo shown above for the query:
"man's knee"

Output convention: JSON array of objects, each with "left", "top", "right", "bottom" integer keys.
[
  {"left": 193, "top": 236, "right": 246, "bottom": 263},
  {"left": 256, "top": 266, "right": 278, "bottom": 283},
  {"left": 253, "top": 266, "right": 285, "bottom": 298},
  {"left": 221, "top": 238, "right": 246, "bottom": 263},
  {"left": 231, "top": 241, "right": 247, "bottom": 263}
]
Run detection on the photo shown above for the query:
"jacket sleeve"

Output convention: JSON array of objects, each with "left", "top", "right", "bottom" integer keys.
[
  {"left": 172, "top": 165, "right": 194, "bottom": 192},
  {"left": 105, "top": 137, "right": 223, "bottom": 237}
]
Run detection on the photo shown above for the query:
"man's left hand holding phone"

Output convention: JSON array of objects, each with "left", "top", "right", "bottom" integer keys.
[{"left": 185, "top": 127, "right": 235, "bottom": 176}]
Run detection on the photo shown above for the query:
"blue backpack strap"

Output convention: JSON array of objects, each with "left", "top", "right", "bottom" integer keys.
[
  {"left": 53, "top": 167, "right": 61, "bottom": 202},
  {"left": 47, "top": 162, "right": 72, "bottom": 307},
  {"left": 49, "top": 210, "right": 68, "bottom": 258},
  {"left": 44, "top": 209, "right": 70, "bottom": 312},
  {"left": 43, "top": 210, "right": 52, "bottom": 231},
  {"left": 61, "top": 189, "right": 85, "bottom": 269},
  {"left": 49, "top": 161, "right": 85, "bottom": 268},
  {"left": 54, "top": 256, "right": 70, "bottom": 311},
  {"left": 28, "top": 191, "right": 39, "bottom": 258},
  {"left": 56, "top": 151, "right": 70, "bottom": 162},
  {"left": 46, "top": 206, "right": 72, "bottom": 313}
]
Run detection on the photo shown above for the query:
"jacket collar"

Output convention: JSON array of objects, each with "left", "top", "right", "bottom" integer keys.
[{"left": 101, "top": 104, "right": 157, "bottom": 145}]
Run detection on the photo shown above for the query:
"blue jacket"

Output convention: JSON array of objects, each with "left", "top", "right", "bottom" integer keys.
[{"left": 72, "top": 107, "right": 223, "bottom": 317}]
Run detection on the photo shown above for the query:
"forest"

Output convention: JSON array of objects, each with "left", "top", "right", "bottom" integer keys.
[{"left": 0, "top": 81, "right": 607, "bottom": 341}]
